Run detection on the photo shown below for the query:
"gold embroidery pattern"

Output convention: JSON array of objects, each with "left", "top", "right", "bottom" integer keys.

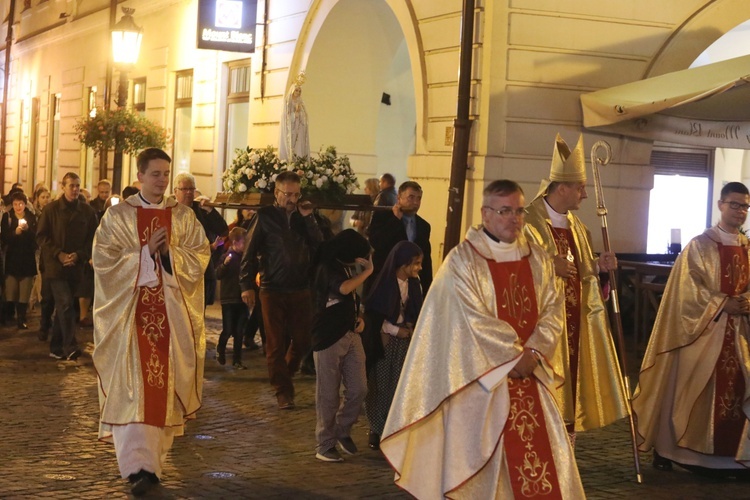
[
  {"left": 565, "top": 294, "right": 578, "bottom": 356},
  {"left": 139, "top": 282, "right": 167, "bottom": 389},
  {"left": 724, "top": 254, "right": 748, "bottom": 294},
  {"left": 501, "top": 272, "right": 532, "bottom": 328},
  {"left": 509, "top": 378, "right": 554, "bottom": 496},
  {"left": 718, "top": 318, "right": 742, "bottom": 420},
  {"left": 139, "top": 215, "right": 163, "bottom": 245},
  {"left": 553, "top": 230, "right": 579, "bottom": 356}
]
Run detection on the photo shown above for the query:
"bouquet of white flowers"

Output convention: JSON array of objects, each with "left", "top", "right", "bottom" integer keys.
[
  {"left": 221, "top": 145, "right": 360, "bottom": 206},
  {"left": 292, "top": 146, "right": 359, "bottom": 203},
  {"left": 222, "top": 146, "right": 285, "bottom": 194}
]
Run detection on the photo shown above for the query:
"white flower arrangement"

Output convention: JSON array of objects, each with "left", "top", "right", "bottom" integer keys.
[
  {"left": 292, "top": 146, "right": 359, "bottom": 203},
  {"left": 222, "top": 145, "right": 359, "bottom": 204},
  {"left": 222, "top": 146, "right": 284, "bottom": 194}
]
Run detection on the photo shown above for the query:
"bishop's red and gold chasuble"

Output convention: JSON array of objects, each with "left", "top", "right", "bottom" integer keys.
[
  {"left": 550, "top": 226, "right": 581, "bottom": 419},
  {"left": 487, "top": 256, "right": 563, "bottom": 499}
]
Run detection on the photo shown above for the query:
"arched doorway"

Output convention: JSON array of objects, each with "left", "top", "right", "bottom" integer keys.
[
  {"left": 296, "top": 0, "right": 418, "bottom": 187},
  {"left": 646, "top": 15, "right": 750, "bottom": 252}
]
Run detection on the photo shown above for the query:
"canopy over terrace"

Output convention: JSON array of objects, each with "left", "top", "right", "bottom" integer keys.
[{"left": 581, "top": 54, "right": 750, "bottom": 149}]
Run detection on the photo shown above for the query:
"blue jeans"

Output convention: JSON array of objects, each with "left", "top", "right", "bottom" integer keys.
[{"left": 48, "top": 278, "right": 79, "bottom": 357}]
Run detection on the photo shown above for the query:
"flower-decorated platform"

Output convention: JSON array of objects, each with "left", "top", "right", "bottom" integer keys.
[
  {"left": 209, "top": 145, "right": 388, "bottom": 211},
  {"left": 210, "top": 191, "right": 377, "bottom": 211}
]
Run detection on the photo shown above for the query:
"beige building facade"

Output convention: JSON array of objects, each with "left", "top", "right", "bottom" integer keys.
[{"left": 2, "top": 0, "right": 750, "bottom": 264}]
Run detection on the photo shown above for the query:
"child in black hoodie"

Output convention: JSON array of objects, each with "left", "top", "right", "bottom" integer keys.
[
  {"left": 310, "top": 229, "right": 373, "bottom": 462},
  {"left": 216, "top": 227, "right": 248, "bottom": 369}
]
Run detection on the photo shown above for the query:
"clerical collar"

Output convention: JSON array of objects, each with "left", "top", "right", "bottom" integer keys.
[
  {"left": 481, "top": 229, "right": 523, "bottom": 262},
  {"left": 717, "top": 223, "right": 738, "bottom": 235},
  {"left": 716, "top": 224, "right": 741, "bottom": 246},
  {"left": 543, "top": 197, "right": 569, "bottom": 229},
  {"left": 138, "top": 192, "right": 164, "bottom": 207},
  {"left": 482, "top": 228, "right": 519, "bottom": 250},
  {"left": 483, "top": 227, "right": 500, "bottom": 242}
]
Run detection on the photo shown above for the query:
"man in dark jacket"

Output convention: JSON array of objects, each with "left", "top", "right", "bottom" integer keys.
[
  {"left": 173, "top": 172, "right": 228, "bottom": 307},
  {"left": 367, "top": 181, "right": 432, "bottom": 295},
  {"left": 374, "top": 173, "right": 397, "bottom": 207},
  {"left": 37, "top": 172, "right": 98, "bottom": 360},
  {"left": 240, "top": 171, "right": 323, "bottom": 409}
]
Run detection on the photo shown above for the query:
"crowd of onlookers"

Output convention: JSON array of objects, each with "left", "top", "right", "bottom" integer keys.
[
  {"left": 0, "top": 177, "right": 140, "bottom": 360},
  {"left": 5, "top": 170, "right": 432, "bottom": 464}
]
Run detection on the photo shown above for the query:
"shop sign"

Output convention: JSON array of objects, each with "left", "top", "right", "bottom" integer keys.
[{"left": 197, "top": 0, "right": 258, "bottom": 53}]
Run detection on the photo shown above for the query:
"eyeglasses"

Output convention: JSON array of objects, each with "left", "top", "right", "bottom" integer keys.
[
  {"left": 483, "top": 206, "right": 528, "bottom": 218},
  {"left": 175, "top": 187, "right": 196, "bottom": 192},
  {"left": 276, "top": 190, "right": 302, "bottom": 200},
  {"left": 720, "top": 200, "right": 750, "bottom": 212}
]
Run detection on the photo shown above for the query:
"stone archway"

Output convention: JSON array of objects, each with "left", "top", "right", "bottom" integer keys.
[
  {"left": 644, "top": 0, "right": 750, "bottom": 244},
  {"left": 287, "top": 0, "right": 424, "bottom": 184},
  {"left": 646, "top": 0, "right": 750, "bottom": 76}
]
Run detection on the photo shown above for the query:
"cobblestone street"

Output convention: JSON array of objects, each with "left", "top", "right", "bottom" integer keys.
[{"left": 2, "top": 305, "right": 750, "bottom": 499}]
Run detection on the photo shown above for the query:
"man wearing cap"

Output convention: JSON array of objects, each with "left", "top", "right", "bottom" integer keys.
[{"left": 523, "top": 134, "right": 628, "bottom": 443}]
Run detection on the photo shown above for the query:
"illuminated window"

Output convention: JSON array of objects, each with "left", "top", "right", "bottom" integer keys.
[
  {"left": 133, "top": 78, "right": 146, "bottom": 113},
  {"left": 173, "top": 70, "right": 194, "bottom": 182},
  {"left": 84, "top": 86, "right": 97, "bottom": 190},
  {"left": 49, "top": 93, "right": 62, "bottom": 191},
  {"left": 176, "top": 71, "right": 193, "bottom": 103},
  {"left": 647, "top": 146, "right": 713, "bottom": 253},
  {"left": 225, "top": 60, "right": 250, "bottom": 171}
]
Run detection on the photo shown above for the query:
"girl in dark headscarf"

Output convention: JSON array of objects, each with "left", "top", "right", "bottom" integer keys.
[
  {"left": 363, "top": 241, "right": 424, "bottom": 450},
  {"left": 310, "top": 229, "right": 373, "bottom": 462}
]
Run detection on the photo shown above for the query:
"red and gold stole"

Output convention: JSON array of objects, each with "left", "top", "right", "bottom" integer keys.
[
  {"left": 714, "top": 243, "right": 749, "bottom": 455},
  {"left": 550, "top": 226, "right": 581, "bottom": 413},
  {"left": 487, "top": 256, "right": 563, "bottom": 499},
  {"left": 135, "top": 207, "right": 172, "bottom": 427}
]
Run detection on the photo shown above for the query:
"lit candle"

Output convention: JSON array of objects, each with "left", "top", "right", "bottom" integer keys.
[{"left": 18, "top": 218, "right": 26, "bottom": 226}]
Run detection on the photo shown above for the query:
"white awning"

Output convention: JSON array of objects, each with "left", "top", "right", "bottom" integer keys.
[{"left": 581, "top": 54, "right": 750, "bottom": 149}]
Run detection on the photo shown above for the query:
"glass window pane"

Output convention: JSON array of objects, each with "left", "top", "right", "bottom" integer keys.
[
  {"left": 226, "top": 102, "right": 249, "bottom": 170},
  {"left": 647, "top": 174, "right": 708, "bottom": 253},
  {"left": 173, "top": 106, "right": 193, "bottom": 179}
]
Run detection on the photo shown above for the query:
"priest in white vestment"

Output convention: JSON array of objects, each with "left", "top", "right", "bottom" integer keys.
[
  {"left": 380, "top": 180, "right": 584, "bottom": 499},
  {"left": 92, "top": 148, "right": 210, "bottom": 496}
]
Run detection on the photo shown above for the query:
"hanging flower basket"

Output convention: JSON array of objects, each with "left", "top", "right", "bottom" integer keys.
[{"left": 74, "top": 108, "right": 168, "bottom": 155}]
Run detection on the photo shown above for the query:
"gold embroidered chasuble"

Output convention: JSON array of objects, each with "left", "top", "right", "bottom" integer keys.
[
  {"left": 524, "top": 196, "right": 628, "bottom": 431},
  {"left": 92, "top": 196, "right": 210, "bottom": 441},
  {"left": 380, "top": 227, "right": 584, "bottom": 499},
  {"left": 633, "top": 227, "right": 750, "bottom": 464}
]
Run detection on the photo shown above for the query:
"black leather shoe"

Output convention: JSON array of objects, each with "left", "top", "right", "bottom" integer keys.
[
  {"left": 131, "top": 475, "right": 153, "bottom": 496},
  {"left": 653, "top": 451, "right": 673, "bottom": 471},
  {"left": 129, "top": 470, "right": 158, "bottom": 496},
  {"left": 368, "top": 431, "right": 380, "bottom": 450}
]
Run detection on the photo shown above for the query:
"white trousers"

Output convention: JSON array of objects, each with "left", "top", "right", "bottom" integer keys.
[{"left": 112, "top": 423, "right": 176, "bottom": 479}]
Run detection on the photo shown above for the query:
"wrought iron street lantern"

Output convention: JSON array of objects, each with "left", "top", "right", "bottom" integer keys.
[
  {"left": 110, "top": 7, "right": 142, "bottom": 192},
  {"left": 111, "top": 7, "right": 142, "bottom": 68}
]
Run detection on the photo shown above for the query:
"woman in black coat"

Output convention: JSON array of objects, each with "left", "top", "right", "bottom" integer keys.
[{"left": 1, "top": 191, "right": 38, "bottom": 329}]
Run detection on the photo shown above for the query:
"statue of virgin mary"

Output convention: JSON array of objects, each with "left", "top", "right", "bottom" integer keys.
[{"left": 279, "top": 72, "right": 310, "bottom": 162}]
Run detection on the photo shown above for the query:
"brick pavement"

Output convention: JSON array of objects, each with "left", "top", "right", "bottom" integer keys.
[{"left": 1, "top": 305, "right": 749, "bottom": 499}]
